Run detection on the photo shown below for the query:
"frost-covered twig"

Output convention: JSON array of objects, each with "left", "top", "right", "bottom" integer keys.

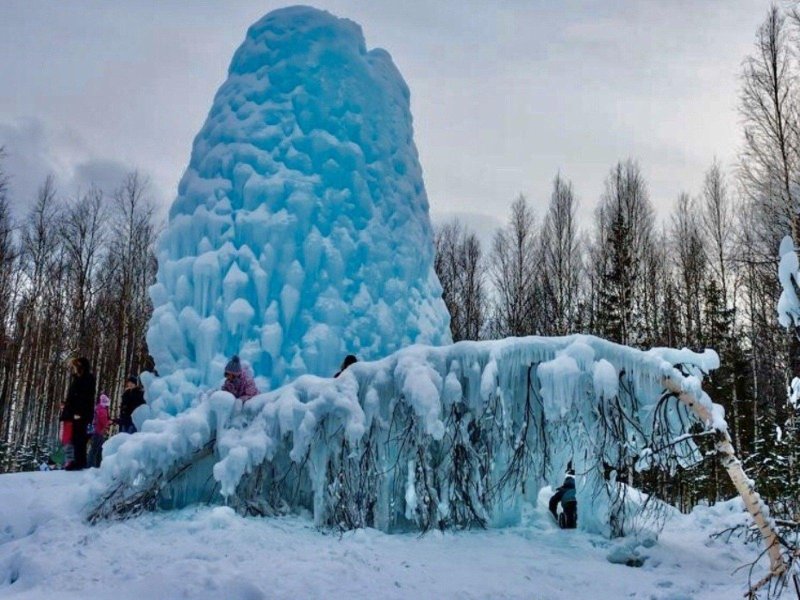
[
  {"left": 88, "top": 438, "right": 217, "bottom": 523},
  {"left": 711, "top": 523, "right": 759, "bottom": 545},
  {"left": 639, "top": 430, "right": 716, "bottom": 462},
  {"left": 492, "top": 363, "right": 537, "bottom": 495}
]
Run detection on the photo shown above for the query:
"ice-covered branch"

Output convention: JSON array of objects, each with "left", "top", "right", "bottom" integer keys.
[
  {"left": 778, "top": 235, "right": 800, "bottom": 334},
  {"left": 91, "top": 335, "right": 722, "bottom": 538}
]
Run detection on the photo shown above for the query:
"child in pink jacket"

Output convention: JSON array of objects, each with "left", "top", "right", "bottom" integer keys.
[
  {"left": 88, "top": 393, "right": 111, "bottom": 468},
  {"left": 221, "top": 356, "right": 259, "bottom": 402}
]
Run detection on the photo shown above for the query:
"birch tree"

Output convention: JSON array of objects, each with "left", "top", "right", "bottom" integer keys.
[
  {"left": 490, "top": 195, "right": 539, "bottom": 337},
  {"left": 435, "top": 219, "right": 487, "bottom": 341},
  {"left": 539, "top": 174, "right": 581, "bottom": 336}
]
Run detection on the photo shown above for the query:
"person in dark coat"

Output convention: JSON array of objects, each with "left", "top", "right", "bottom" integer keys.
[
  {"left": 62, "top": 357, "right": 96, "bottom": 470},
  {"left": 118, "top": 375, "right": 146, "bottom": 434},
  {"left": 334, "top": 354, "right": 358, "bottom": 378},
  {"left": 549, "top": 465, "right": 578, "bottom": 529}
]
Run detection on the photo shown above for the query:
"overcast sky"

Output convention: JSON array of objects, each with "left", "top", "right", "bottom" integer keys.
[{"left": 0, "top": 0, "right": 770, "bottom": 244}]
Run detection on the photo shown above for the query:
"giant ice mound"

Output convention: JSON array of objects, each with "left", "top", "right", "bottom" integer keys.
[{"left": 146, "top": 6, "right": 451, "bottom": 413}]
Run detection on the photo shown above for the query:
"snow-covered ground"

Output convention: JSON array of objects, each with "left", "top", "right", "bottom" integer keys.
[{"left": 0, "top": 470, "right": 778, "bottom": 599}]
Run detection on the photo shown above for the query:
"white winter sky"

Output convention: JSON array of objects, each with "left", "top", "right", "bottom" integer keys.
[{"left": 0, "top": 0, "right": 770, "bottom": 246}]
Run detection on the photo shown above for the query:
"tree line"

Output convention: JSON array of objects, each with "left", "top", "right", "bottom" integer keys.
[
  {"left": 434, "top": 5, "right": 800, "bottom": 520},
  {"left": 0, "top": 161, "right": 157, "bottom": 470}
]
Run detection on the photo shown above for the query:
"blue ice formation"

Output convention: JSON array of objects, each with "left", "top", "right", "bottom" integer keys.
[
  {"left": 146, "top": 6, "right": 451, "bottom": 413},
  {"left": 94, "top": 335, "right": 721, "bottom": 537},
  {"left": 96, "top": 7, "right": 727, "bottom": 539}
]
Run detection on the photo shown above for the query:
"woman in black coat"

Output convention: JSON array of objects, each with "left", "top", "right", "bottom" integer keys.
[{"left": 63, "top": 357, "right": 96, "bottom": 470}]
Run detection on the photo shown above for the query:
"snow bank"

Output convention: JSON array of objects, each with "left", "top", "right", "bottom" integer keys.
[
  {"left": 93, "top": 335, "right": 720, "bottom": 538},
  {"left": 0, "top": 471, "right": 762, "bottom": 600},
  {"left": 146, "top": 5, "right": 451, "bottom": 413}
]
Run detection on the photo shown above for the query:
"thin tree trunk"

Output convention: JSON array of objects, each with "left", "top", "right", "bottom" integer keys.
[{"left": 662, "top": 377, "right": 786, "bottom": 587}]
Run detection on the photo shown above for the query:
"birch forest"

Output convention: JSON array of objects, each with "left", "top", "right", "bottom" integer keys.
[{"left": 0, "top": 168, "right": 157, "bottom": 470}]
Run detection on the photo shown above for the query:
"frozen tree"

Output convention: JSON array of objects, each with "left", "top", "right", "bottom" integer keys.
[
  {"left": 90, "top": 333, "right": 719, "bottom": 535},
  {"left": 701, "top": 161, "right": 734, "bottom": 306},
  {"left": 740, "top": 5, "right": 800, "bottom": 241},
  {"left": 0, "top": 148, "right": 19, "bottom": 443},
  {"left": 4, "top": 176, "right": 69, "bottom": 447},
  {"left": 95, "top": 172, "right": 157, "bottom": 393},
  {"left": 61, "top": 186, "right": 106, "bottom": 354},
  {"left": 670, "top": 193, "right": 707, "bottom": 342},
  {"left": 0, "top": 148, "right": 16, "bottom": 349},
  {"left": 591, "top": 160, "right": 655, "bottom": 346},
  {"left": 695, "top": 163, "right": 746, "bottom": 460},
  {"left": 20, "top": 176, "right": 61, "bottom": 304},
  {"left": 458, "top": 231, "right": 486, "bottom": 340},
  {"left": 0, "top": 169, "right": 159, "bottom": 466}
]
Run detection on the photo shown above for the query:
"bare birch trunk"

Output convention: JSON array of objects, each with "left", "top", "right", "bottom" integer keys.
[{"left": 662, "top": 377, "right": 786, "bottom": 586}]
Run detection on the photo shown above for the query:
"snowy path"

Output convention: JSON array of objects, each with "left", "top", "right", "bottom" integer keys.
[{"left": 0, "top": 471, "right": 775, "bottom": 599}]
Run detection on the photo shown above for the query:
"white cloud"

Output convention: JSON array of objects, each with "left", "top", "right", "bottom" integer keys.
[
  {"left": 0, "top": 117, "right": 164, "bottom": 218},
  {"left": 0, "top": 0, "right": 770, "bottom": 227}
]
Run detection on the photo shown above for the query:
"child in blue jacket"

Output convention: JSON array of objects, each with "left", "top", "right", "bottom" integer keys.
[{"left": 549, "top": 466, "right": 577, "bottom": 529}]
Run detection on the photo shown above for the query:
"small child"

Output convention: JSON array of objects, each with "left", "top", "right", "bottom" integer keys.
[
  {"left": 88, "top": 393, "right": 111, "bottom": 468},
  {"left": 58, "top": 400, "right": 74, "bottom": 469},
  {"left": 222, "top": 356, "right": 259, "bottom": 402}
]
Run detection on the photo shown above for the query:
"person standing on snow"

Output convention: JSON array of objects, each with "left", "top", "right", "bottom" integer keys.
[
  {"left": 88, "top": 393, "right": 111, "bottom": 468},
  {"left": 222, "top": 355, "right": 259, "bottom": 402},
  {"left": 118, "top": 375, "right": 145, "bottom": 434},
  {"left": 62, "top": 357, "right": 96, "bottom": 470},
  {"left": 57, "top": 399, "right": 73, "bottom": 469},
  {"left": 549, "top": 464, "right": 578, "bottom": 529}
]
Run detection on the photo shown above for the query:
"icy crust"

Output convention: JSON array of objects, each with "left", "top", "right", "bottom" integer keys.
[
  {"left": 146, "top": 6, "right": 451, "bottom": 408},
  {"left": 93, "top": 335, "right": 722, "bottom": 537}
]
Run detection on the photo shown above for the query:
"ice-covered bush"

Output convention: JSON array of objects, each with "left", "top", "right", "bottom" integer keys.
[{"left": 91, "top": 335, "right": 719, "bottom": 538}]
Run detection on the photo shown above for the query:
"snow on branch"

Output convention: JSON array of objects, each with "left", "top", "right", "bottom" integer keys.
[{"left": 778, "top": 235, "right": 800, "bottom": 333}]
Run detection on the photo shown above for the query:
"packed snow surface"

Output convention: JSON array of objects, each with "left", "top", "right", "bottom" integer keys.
[
  {"left": 146, "top": 5, "right": 451, "bottom": 413},
  {"left": 0, "top": 471, "right": 782, "bottom": 599}
]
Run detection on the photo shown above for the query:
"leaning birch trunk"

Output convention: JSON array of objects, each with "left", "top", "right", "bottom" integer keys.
[{"left": 662, "top": 376, "right": 786, "bottom": 590}]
